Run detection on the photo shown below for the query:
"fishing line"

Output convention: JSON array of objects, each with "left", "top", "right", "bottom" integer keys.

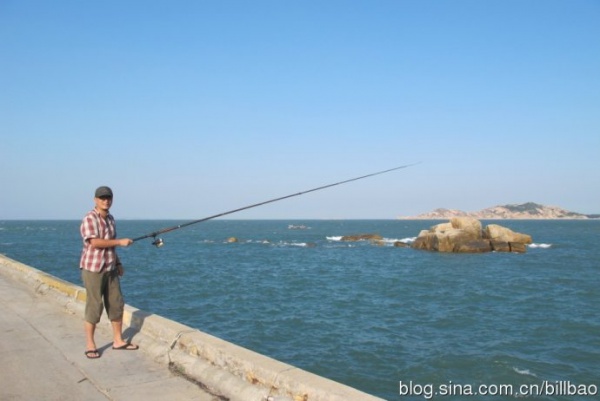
[{"left": 133, "top": 162, "right": 420, "bottom": 247}]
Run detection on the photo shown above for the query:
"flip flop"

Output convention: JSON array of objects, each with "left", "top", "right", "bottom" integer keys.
[
  {"left": 85, "top": 349, "right": 101, "bottom": 359},
  {"left": 112, "top": 342, "right": 139, "bottom": 350}
]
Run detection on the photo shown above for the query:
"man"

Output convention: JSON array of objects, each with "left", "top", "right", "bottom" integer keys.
[{"left": 80, "top": 186, "right": 137, "bottom": 359}]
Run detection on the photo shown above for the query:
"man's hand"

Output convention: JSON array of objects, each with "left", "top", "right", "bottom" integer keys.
[{"left": 119, "top": 238, "right": 133, "bottom": 247}]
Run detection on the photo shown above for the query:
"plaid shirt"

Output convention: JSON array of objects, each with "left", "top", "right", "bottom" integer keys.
[{"left": 79, "top": 209, "right": 118, "bottom": 272}]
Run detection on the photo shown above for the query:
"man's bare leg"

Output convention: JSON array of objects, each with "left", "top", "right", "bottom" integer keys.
[
  {"left": 84, "top": 321, "right": 100, "bottom": 358},
  {"left": 111, "top": 319, "right": 138, "bottom": 350}
]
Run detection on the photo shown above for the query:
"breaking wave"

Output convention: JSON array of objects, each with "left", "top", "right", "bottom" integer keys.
[
  {"left": 513, "top": 367, "right": 538, "bottom": 377},
  {"left": 528, "top": 243, "right": 552, "bottom": 249},
  {"left": 327, "top": 235, "right": 416, "bottom": 245}
]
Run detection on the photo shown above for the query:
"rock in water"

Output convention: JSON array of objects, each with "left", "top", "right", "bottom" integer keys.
[
  {"left": 411, "top": 218, "right": 532, "bottom": 254},
  {"left": 340, "top": 234, "right": 383, "bottom": 242},
  {"left": 485, "top": 224, "right": 532, "bottom": 244}
]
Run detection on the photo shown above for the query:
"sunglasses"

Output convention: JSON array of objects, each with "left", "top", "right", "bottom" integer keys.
[{"left": 98, "top": 196, "right": 113, "bottom": 201}]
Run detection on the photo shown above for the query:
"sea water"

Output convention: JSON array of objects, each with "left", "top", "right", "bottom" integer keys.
[{"left": 1, "top": 219, "right": 599, "bottom": 400}]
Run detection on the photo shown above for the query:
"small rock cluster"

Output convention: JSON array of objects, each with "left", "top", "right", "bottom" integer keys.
[{"left": 411, "top": 217, "right": 532, "bottom": 253}]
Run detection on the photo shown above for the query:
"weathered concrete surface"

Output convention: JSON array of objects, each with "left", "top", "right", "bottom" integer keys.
[
  {"left": 0, "top": 256, "right": 219, "bottom": 401},
  {"left": 0, "top": 255, "right": 385, "bottom": 401}
]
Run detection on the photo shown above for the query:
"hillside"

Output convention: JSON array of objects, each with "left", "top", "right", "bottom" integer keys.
[{"left": 400, "top": 202, "right": 596, "bottom": 220}]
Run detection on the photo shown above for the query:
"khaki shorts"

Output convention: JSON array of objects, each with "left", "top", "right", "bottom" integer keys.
[{"left": 81, "top": 269, "right": 124, "bottom": 324}]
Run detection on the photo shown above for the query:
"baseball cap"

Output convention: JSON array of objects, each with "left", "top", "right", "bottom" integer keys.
[{"left": 95, "top": 186, "right": 113, "bottom": 198}]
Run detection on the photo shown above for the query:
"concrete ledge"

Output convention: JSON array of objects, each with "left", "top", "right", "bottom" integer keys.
[{"left": 0, "top": 254, "right": 385, "bottom": 401}]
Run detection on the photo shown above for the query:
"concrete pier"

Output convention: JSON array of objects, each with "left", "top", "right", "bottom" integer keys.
[{"left": 0, "top": 255, "right": 385, "bottom": 401}]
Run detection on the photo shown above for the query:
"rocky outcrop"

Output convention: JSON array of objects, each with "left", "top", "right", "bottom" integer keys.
[
  {"left": 400, "top": 202, "right": 591, "bottom": 219},
  {"left": 340, "top": 234, "right": 383, "bottom": 242},
  {"left": 484, "top": 224, "right": 532, "bottom": 244},
  {"left": 411, "top": 217, "right": 531, "bottom": 253}
]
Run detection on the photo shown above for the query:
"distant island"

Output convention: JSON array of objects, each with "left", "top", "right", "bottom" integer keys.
[{"left": 399, "top": 202, "right": 599, "bottom": 220}]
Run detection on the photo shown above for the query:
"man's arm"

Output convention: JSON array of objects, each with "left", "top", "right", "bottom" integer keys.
[{"left": 89, "top": 238, "right": 133, "bottom": 248}]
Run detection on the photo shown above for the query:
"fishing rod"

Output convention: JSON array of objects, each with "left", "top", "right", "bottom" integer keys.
[{"left": 133, "top": 162, "right": 420, "bottom": 247}]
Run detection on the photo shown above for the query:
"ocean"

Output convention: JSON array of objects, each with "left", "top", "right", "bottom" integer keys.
[{"left": 1, "top": 219, "right": 598, "bottom": 400}]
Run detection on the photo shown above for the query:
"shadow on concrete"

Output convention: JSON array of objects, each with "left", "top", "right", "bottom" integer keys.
[{"left": 123, "top": 308, "right": 153, "bottom": 343}]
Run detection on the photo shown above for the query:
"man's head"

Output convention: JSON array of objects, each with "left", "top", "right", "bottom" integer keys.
[{"left": 94, "top": 186, "right": 113, "bottom": 212}]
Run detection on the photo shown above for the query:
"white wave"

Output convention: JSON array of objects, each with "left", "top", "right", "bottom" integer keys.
[
  {"left": 274, "top": 241, "right": 311, "bottom": 248},
  {"left": 513, "top": 367, "right": 537, "bottom": 377},
  {"left": 528, "top": 243, "right": 552, "bottom": 249},
  {"left": 327, "top": 235, "right": 415, "bottom": 245},
  {"left": 247, "top": 240, "right": 270, "bottom": 244},
  {"left": 372, "top": 237, "right": 416, "bottom": 246},
  {"left": 223, "top": 239, "right": 310, "bottom": 247},
  {"left": 378, "top": 237, "right": 407, "bottom": 246},
  {"left": 395, "top": 236, "right": 416, "bottom": 244}
]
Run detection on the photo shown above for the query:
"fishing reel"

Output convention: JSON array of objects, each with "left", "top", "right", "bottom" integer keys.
[{"left": 152, "top": 237, "right": 164, "bottom": 248}]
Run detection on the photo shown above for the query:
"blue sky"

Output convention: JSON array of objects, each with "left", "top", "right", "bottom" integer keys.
[{"left": 2, "top": 1, "right": 599, "bottom": 219}]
